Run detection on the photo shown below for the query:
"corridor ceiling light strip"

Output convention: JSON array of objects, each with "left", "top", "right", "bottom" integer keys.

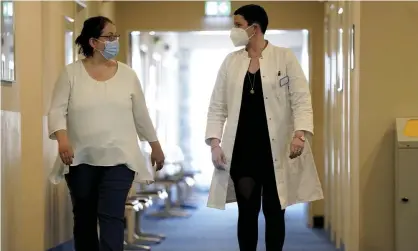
[
  {"left": 192, "top": 30, "right": 229, "bottom": 35},
  {"left": 191, "top": 30, "right": 287, "bottom": 36},
  {"left": 266, "top": 30, "right": 287, "bottom": 35}
]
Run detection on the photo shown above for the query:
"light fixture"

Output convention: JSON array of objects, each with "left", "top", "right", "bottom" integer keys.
[
  {"left": 338, "top": 7, "right": 344, "bottom": 14},
  {"left": 152, "top": 52, "right": 161, "bottom": 61},
  {"left": 140, "top": 44, "right": 148, "bottom": 52},
  {"left": 65, "top": 16, "right": 75, "bottom": 23}
]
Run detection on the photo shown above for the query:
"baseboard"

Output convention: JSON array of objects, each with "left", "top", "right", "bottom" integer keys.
[
  {"left": 47, "top": 239, "right": 74, "bottom": 251},
  {"left": 312, "top": 215, "right": 324, "bottom": 228}
]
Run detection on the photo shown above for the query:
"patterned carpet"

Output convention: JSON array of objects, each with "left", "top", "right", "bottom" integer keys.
[{"left": 140, "top": 192, "right": 338, "bottom": 251}]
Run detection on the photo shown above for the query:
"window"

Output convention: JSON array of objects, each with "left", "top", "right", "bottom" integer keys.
[
  {"left": 301, "top": 29, "right": 310, "bottom": 83},
  {"left": 188, "top": 48, "right": 230, "bottom": 187},
  {"left": 65, "top": 17, "right": 75, "bottom": 65},
  {"left": 147, "top": 64, "right": 158, "bottom": 127},
  {"left": 65, "top": 31, "right": 74, "bottom": 65},
  {"left": 74, "top": 2, "right": 87, "bottom": 60},
  {"left": 350, "top": 25, "right": 355, "bottom": 70},
  {"left": 130, "top": 31, "right": 147, "bottom": 89},
  {"left": 205, "top": 1, "right": 231, "bottom": 17},
  {"left": 337, "top": 28, "right": 343, "bottom": 92},
  {"left": 1, "top": 1, "right": 15, "bottom": 82}
]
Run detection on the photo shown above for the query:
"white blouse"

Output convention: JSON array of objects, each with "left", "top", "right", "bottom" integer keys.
[{"left": 48, "top": 60, "right": 157, "bottom": 184}]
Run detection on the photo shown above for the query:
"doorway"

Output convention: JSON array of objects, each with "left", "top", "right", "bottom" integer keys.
[
  {"left": 128, "top": 30, "right": 335, "bottom": 251},
  {"left": 130, "top": 29, "right": 310, "bottom": 187}
]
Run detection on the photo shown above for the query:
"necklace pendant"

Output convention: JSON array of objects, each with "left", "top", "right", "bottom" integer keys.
[{"left": 250, "top": 89, "right": 255, "bottom": 94}]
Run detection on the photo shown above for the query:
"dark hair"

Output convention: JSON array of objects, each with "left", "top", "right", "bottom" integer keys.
[
  {"left": 234, "top": 4, "right": 269, "bottom": 34},
  {"left": 75, "top": 16, "right": 113, "bottom": 57}
]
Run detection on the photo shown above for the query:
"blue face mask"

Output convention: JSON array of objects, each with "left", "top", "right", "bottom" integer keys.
[{"left": 98, "top": 40, "right": 119, "bottom": 60}]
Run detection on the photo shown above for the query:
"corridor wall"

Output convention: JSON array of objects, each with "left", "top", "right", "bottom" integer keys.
[
  {"left": 324, "top": 1, "right": 418, "bottom": 251},
  {"left": 115, "top": 0, "right": 326, "bottom": 223},
  {"left": 323, "top": 2, "right": 359, "bottom": 251},
  {"left": 357, "top": 2, "right": 418, "bottom": 251},
  {"left": 0, "top": 1, "right": 116, "bottom": 250}
]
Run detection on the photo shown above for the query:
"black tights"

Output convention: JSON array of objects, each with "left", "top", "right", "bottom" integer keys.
[{"left": 232, "top": 174, "right": 285, "bottom": 251}]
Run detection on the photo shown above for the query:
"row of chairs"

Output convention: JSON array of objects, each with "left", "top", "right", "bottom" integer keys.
[{"left": 123, "top": 149, "right": 199, "bottom": 250}]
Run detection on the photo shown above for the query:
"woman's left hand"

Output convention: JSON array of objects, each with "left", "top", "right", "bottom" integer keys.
[{"left": 289, "top": 131, "right": 305, "bottom": 159}]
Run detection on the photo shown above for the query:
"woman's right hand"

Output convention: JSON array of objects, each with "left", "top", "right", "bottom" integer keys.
[
  {"left": 149, "top": 141, "right": 165, "bottom": 171},
  {"left": 58, "top": 138, "right": 74, "bottom": 165}
]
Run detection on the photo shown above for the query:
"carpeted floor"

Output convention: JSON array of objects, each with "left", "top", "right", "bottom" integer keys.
[{"left": 141, "top": 192, "right": 338, "bottom": 251}]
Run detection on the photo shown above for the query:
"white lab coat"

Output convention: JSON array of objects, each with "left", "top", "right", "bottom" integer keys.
[{"left": 205, "top": 43, "right": 323, "bottom": 210}]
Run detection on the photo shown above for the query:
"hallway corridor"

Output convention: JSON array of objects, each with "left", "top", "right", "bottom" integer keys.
[
  {"left": 141, "top": 193, "right": 337, "bottom": 251},
  {"left": 5, "top": 2, "right": 418, "bottom": 251}
]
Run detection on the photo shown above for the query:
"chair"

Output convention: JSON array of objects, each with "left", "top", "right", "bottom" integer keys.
[
  {"left": 147, "top": 170, "right": 190, "bottom": 218},
  {"left": 146, "top": 146, "right": 191, "bottom": 218},
  {"left": 130, "top": 184, "right": 167, "bottom": 241},
  {"left": 172, "top": 166, "right": 200, "bottom": 210},
  {"left": 124, "top": 198, "right": 151, "bottom": 251}
]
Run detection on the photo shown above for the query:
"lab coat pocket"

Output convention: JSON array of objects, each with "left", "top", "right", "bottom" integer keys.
[
  {"left": 287, "top": 155, "right": 301, "bottom": 175},
  {"left": 223, "top": 156, "right": 232, "bottom": 172},
  {"left": 287, "top": 139, "right": 314, "bottom": 174},
  {"left": 286, "top": 144, "right": 309, "bottom": 175}
]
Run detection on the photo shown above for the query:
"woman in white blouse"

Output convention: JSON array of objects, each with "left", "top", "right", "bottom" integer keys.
[{"left": 48, "top": 16, "right": 165, "bottom": 251}]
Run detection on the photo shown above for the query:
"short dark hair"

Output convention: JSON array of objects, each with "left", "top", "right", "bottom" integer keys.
[
  {"left": 75, "top": 16, "right": 113, "bottom": 57},
  {"left": 234, "top": 4, "right": 269, "bottom": 34}
]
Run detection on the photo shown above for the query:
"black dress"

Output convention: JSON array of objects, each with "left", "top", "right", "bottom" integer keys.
[
  {"left": 229, "top": 69, "right": 274, "bottom": 182},
  {"left": 229, "top": 70, "right": 285, "bottom": 251}
]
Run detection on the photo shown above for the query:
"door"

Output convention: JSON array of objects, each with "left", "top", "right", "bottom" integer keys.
[{"left": 396, "top": 148, "right": 418, "bottom": 251}]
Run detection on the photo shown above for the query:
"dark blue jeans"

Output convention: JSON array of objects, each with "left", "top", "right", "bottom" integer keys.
[{"left": 65, "top": 164, "right": 134, "bottom": 251}]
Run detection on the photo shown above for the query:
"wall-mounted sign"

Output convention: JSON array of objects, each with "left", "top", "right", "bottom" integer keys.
[{"left": 205, "top": 1, "right": 231, "bottom": 17}]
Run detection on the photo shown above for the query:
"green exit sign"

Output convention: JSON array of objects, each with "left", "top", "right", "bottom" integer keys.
[{"left": 205, "top": 1, "right": 231, "bottom": 17}]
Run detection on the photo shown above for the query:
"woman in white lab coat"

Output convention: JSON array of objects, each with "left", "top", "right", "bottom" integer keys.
[{"left": 205, "top": 4, "right": 323, "bottom": 251}]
